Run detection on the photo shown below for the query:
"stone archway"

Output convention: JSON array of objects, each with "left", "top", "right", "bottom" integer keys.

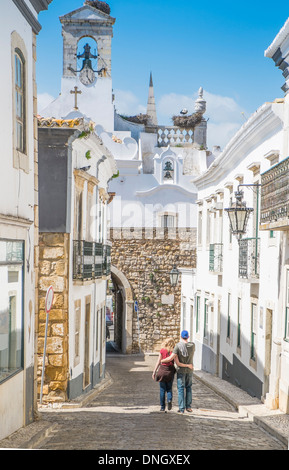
[{"left": 111, "top": 265, "right": 134, "bottom": 354}]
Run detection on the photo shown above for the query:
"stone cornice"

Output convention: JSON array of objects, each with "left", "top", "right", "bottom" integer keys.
[
  {"left": 60, "top": 5, "right": 116, "bottom": 26},
  {"left": 0, "top": 214, "right": 33, "bottom": 227},
  {"left": 12, "top": 0, "right": 42, "bottom": 34},
  {"left": 193, "top": 102, "right": 283, "bottom": 188},
  {"left": 135, "top": 184, "right": 197, "bottom": 198},
  {"left": 29, "top": 0, "right": 52, "bottom": 14},
  {"left": 265, "top": 18, "right": 289, "bottom": 58}
]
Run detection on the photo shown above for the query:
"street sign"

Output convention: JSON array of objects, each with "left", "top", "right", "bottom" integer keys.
[
  {"left": 134, "top": 300, "right": 138, "bottom": 312},
  {"left": 45, "top": 285, "right": 54, "bottom": 313}
]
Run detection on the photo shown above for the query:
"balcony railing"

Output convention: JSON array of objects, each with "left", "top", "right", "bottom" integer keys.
[
  {"left": 157, "top": 126, "right": 195, "bottom": 147},
  {"left": 209, "top": 243, "right": 223, "bottom": 273},
  {"left": 239, "top": 238, "right": 260, "bottom": 280},
  {"left": 73, "top": 241, "right": 111, "bottom": 281},
  {"left": 261, "top": 156, "right": 289, "bottom": 225}
]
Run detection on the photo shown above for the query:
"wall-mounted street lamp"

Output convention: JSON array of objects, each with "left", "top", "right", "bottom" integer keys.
[
  {"left": 170, "top": 265, "right": 180, "bottom": 287},
  {"left": 225, "top": 184, "right": 261, "bottom": 241}
]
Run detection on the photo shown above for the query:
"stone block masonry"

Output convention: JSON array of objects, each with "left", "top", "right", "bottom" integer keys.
[
  {"left": 37, "top": 233, "right": 70, "bottom": 403},
  {"left": 110, "top": 228, "right": 196, "bottom": 353}
]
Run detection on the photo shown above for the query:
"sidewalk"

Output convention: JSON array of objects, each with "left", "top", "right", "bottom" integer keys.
[
  {"left": 0, "top": 356, "right": 288, "bottom": 449},
  {"left": 0, "top": 372, "right": 113, "bottom": 450},
  {"left": 194, "top": 369, "right": 289, "bottom": 448}
]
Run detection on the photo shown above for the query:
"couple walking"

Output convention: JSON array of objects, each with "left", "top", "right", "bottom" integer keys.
[{"left": 152, "top": 330, "right": 195, "bottom": 413}]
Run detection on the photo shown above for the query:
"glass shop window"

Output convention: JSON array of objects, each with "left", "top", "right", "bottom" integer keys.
[{"left": 0, "top": 240, "right": 24, "bottom": 383}]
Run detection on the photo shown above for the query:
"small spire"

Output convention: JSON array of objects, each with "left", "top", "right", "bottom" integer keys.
[{"left": 147, "top": 72, "right": 158, "bottom": 126}]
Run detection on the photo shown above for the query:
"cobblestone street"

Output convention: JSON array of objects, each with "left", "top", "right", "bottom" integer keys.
[{"left": 29, "top": 354, "right": 286, "bottom": 451}]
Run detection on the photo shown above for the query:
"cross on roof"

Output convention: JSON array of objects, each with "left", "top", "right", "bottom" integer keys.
[{"left": 70, "top": 86, "right": 82, "bottom": 110}]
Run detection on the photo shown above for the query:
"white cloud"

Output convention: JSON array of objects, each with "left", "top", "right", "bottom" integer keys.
[
  {"left": 114, "top": 89, "right": 146, "bottom": 117},
  {"left": 58, "top": 85, "right": 247, "bottom": 150},
  {"left": 157, "top": 89, "right": 246, "bottom": 150},
  {"left": 37, "top": 92, "right": 55, "bottom": 113},
  {"left": 207, "top": 121, "right": 242, "bottom": 150}
]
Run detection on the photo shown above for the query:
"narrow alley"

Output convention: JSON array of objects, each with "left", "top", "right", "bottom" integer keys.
[{"left": 2, "top": 354, "right": 285, "bottom": 451}]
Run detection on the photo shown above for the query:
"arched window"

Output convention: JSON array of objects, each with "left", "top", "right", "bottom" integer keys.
[{"left": 14, "top": 49, "right": 26, "bottom": 154}]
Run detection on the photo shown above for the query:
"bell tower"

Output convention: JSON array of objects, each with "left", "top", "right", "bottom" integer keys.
[
  {"left": 60, "top": 1, "right": 115, "bottom": 80},
  {"left": 40, "top": 1, "right": 116, "bottom": 132}
]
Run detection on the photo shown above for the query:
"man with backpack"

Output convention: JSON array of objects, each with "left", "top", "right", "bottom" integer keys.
[{"left": 161, "top": 330, "right": 195, "bottom": 413}]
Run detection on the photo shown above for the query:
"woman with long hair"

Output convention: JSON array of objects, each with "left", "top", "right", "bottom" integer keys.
[{"left": 152, "top": 337, "right": 192, "bottom": 412}]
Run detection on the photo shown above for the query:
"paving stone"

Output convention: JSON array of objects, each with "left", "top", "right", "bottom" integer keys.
[{"left": 33, "top": 354, "right": 286, "bottom": 451}]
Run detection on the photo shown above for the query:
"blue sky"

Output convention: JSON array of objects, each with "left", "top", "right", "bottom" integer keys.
[{"left": 37, "top": 0, "right": 289, "bottom": 149}]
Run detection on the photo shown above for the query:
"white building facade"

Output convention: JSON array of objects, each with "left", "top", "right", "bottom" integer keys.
[
  {"left": 193, "top": 18, "right": 289, "bottom": 413},
  {"left": 37, "top": 117, "right": 116, "bottom": 402},
  {"left": 0, "top": 0, "right": 52, "bottom": 441}
]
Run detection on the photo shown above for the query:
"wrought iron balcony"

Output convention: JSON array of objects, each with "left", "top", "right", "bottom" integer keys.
[
  {"left": 239, "top": 238, "right": 260, "bottom": 280},
  {"left": 73, "top": 241, "right": 111, "bottom": 281},
  {"left": 209, "top": 243, "right": 223, "bottom": 273},
  {"left": 261, "top": 156, "right": 289, "bottom": 228}
]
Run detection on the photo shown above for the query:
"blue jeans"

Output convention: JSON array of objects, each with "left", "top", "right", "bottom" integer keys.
[
  {"left": 177, "top": 372, "right": 193, "bottom": 411},
  {"left": 159, "top": 380, "right": 173, "bottom": 409}
]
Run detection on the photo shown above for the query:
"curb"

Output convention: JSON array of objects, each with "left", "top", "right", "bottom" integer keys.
[{"left": 38, "top": 372, "right": 113, "bottom": 411}]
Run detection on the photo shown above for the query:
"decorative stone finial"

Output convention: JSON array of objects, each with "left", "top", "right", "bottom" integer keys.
[{"left": 194, "top": 87, "right": 206, "bottom": 115}]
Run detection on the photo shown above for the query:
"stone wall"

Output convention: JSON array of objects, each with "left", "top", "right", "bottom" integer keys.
[
  {"left": 110, "top": 228, "right": 196, "bottom": 353},
  {"left": 37, "top": 233, "right": 70, "bottom": 403}
]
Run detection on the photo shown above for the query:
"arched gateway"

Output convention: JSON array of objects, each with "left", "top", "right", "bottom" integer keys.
[{"left": 110, "top": 266, "right": 134, "bottom": 354}]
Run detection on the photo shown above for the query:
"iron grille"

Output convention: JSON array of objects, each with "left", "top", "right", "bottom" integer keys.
[
  {"left": 239, "top": 238, "right": 260, "bottom": 279},
  {"left": 209, "top": 243, "right": 223, "bottom": 272},
  {"left": 73, "top": 241, "right": 111, "bottom": 280}
]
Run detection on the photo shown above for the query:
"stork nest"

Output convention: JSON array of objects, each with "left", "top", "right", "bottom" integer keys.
[
  {"left": 172, "top": 112, "right": 203, "bottom": 129},
  {"left": 85, "top": 0, "right": 111, "bottom": 15},
  {"left": 120, "top": 113, "right": 150, "bottom": 125}
]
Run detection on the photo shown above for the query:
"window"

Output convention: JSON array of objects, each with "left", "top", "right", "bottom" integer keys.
[
  {"left": 95, "top": 309, "right": 99, "bottom": 352},
  {"left": 204, "top": 298, "right": 208, "bottom": 338},
  {"left": 285, "top": 270, "right": 289, "bottom": 342},
  {"left": 74, "top": 300, "right": 81, "bottom": 366},
  {"left": 182, "top": 301, "right": 186, "bottom": 330},
  {"left": 0, "top": 240, "right": 24, "bottom": 383},
  {"left": 86, "top": 187, "right": 94, "bottom": 242},
  {"left": 190, "top": 305, "right": 194, "bottom": 339},
  {"left": 11, "top": 32, "right": 28, "bottom": 172},
  {"left": 198, "top": 211, "right": 202, "bottom": 245},
  {"left": 206, "top": 210, "right": 211, "bottom": 245},
  {"left": 74, "top": 190, "right": 83, "bottom": 241},
  {"left": 237, "top": 298, "right": 241, "bottom": 348},
  {"left": 227, "top": 293, "right": 231, "bottom": 338},
  {"left": 196, "top": 296, "right": 200, "bottom": 333},
  {"left": 251, "top": 303, "right": 257, "bottom": 360},
  {"left": 229, "top": 197, "right": 233, "bottom": 244},
  {"left": 14, "top": 50, "right": 26, "bottom": 154},
  {"left": 161, "top": 214, "right": 176, "bottom": 228},
  {"left": 285, "top": 308, "right": 289, "bottom": 342}
]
